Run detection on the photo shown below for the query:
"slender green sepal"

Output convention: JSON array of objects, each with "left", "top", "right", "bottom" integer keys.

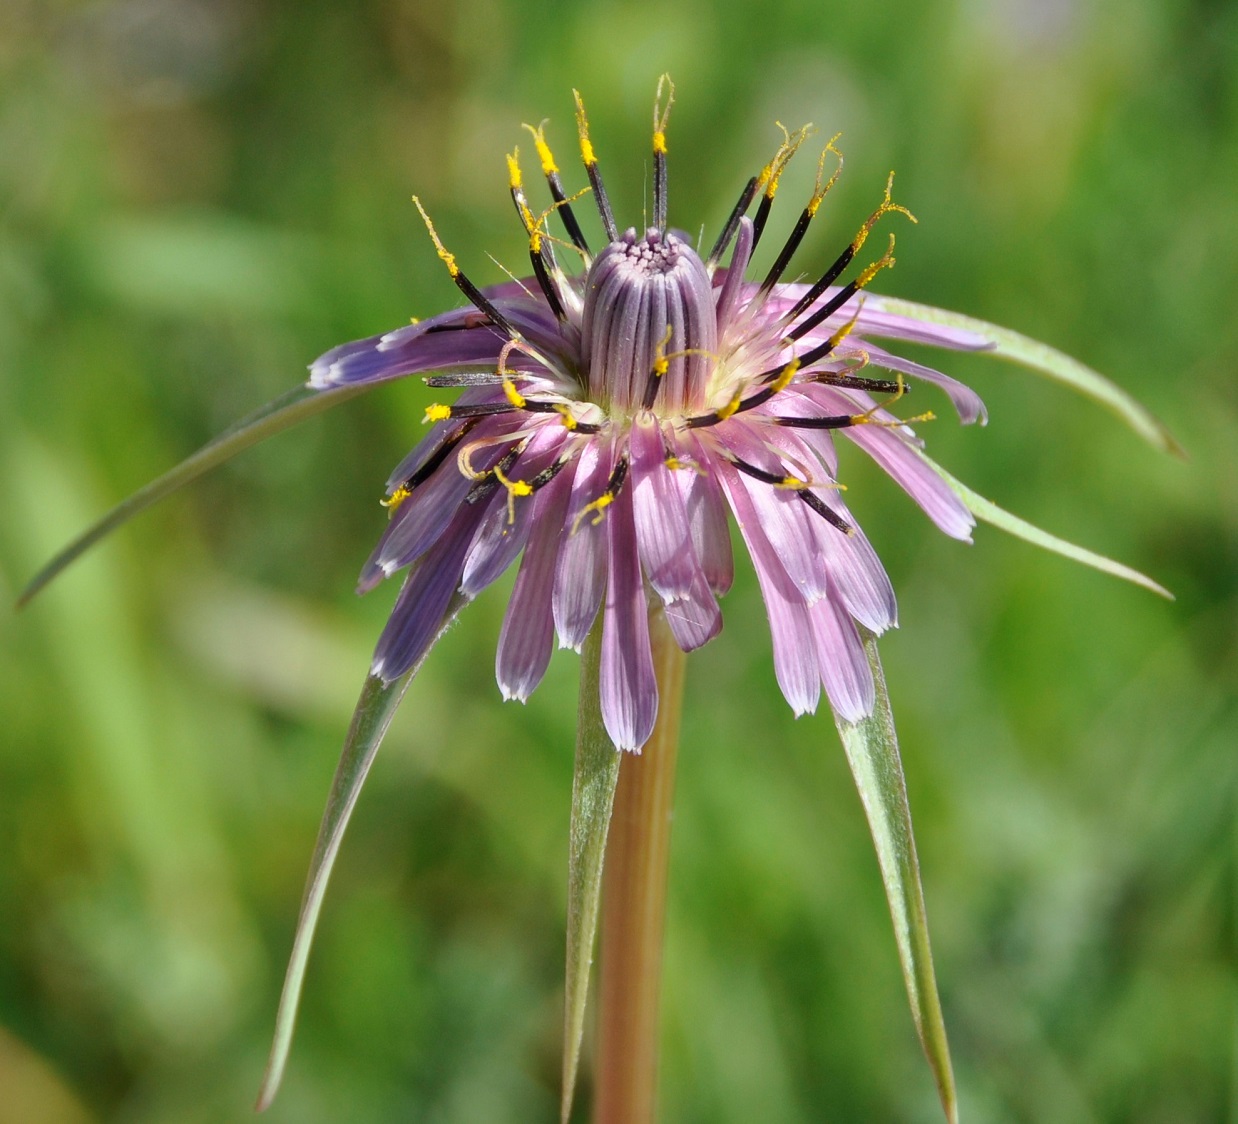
[
  {"left": 16, "top": 382, "right": 367, "bottom": 607},
  {"left": 255, "top": 596, "right": 465, "bottom": 1111},
  {"left": 866, "top": 296, "right": 1184, "bottom": 458},
  {"left": 561, "top": 623, "right": 622, "bottom": 1123},
  {"left": 835, "top": 631, "right": 958, "bottom": 1124},
  {"left": 920, "top": 452, "right": 1173, "bottom": 599}
]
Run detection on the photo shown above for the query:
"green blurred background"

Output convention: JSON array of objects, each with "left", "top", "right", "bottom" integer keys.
[{"left": 1, "top": 0, "right": 1233, "bottom": 1120}]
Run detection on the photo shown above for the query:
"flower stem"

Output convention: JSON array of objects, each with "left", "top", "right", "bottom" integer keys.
[{"left": 594, "top": 608, "right": 686, "bottom": 1124}]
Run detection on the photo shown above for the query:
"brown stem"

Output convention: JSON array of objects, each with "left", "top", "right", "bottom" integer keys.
[{"left": 594, "top": 609, "right": 686, "bottom": 1124}]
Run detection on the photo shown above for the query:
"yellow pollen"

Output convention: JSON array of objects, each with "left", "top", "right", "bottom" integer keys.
[
  {"left": 573, "top": 493, "right": 613, "bottom": 532},
  {"left": 506, "top": 150, "right": 523, "bottom": 190},
  {"left": 381, "top": 485, "right": 411, "bottom": 513},
  {"left": 523, "top": 121, "right": 559, "bottom": 176},
  {"left": 776, "top": 476, "right": 808, "bottom": 491},
  {"left": 424, "top": 403, "right": 451, "bottom": 423},
  {"left": 413, "top": 196, "right": 459, "bottom": 278},
  {"left": 554, "top": 404, "right": 578, "bottom": 430},
  {"left": 493, "top": 463, "right": 533, "bottom": 524},
  {"left": 715, "top": 392, "right": 743, "bottom": 421},
  {"left": 855, "top": 233, "right": 897, "bottom": 288},
  {"left": 573, "top": 90, "right": 598, "bottom": 166},
  {"left": 771, "top": 358, "right": 801, "bottom": 393},
  {"left": 806, "top": 134, "right": 844, "bottom": 218},
  {"left": 502, "top": 378, "right": 526, "bottom": 409},
  {"left": 653, "top": 131, "right": 667, "bottom": 155}
]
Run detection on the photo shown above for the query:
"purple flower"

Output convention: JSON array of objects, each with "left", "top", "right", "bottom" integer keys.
[{"left": 312, "top": 85, "right": 994, "bottom": 752}]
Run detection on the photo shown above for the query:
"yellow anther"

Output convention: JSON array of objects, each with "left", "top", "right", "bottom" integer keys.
[
  {"left": 409, "top": 315, "right": 421, "bottom": 325},
  {"left": 493, "top": 463, "right": 533, "bottom": 524},
  {"left": 775, "top": 476, "right": 808, "bottom": 491},
  {"left": 764, "top": 122, "right": 812, "bottom": 200},
  {"left": 771, "top": 358, "right": 801, "bottom": 393},
  {"left": 502, "top": 378, "right": 526, "bottom": 409},
  {"left": 524, "top": 121, "right": 559, "bottom": 176},
  {"left": 413, "top": 196, "right": 459, "bottom": 278},
  {"left": 715, "top": 392, "right": 743, "bottom": 421},
  {"left": 555, "top": 404, "right": 578, "bottom": 430},
  {"left": 506, "top": 150, "right": 523, "bottom": 190},
  {"left": 652, "top": 72, "right": 675, "bottom": 150},
  {"left": 424, "top": 403, "right": 452, "bottom": 423},
  {"left": 381, "top": 485, "right": 411, "bottom": 513},
  {"left": 572, "top": 492, "right": 613, "bottom": 533},
  {"left": 851, "top": 171, "right": 917, "bottom": 255},
  {"left": 665, "top": 456, "right": 705, "bottom": 475},
  {"left": 573, "top": 90, "right": 597, "bottom": 166},
  {"left": 806, "top": 134, "right": 844, "bottom": 218},
  {"left": 855, "top": 233, "right": 897, "bottom": 289}
]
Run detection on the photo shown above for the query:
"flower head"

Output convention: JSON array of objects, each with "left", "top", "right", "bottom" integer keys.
[{"left": 312, "top": 82, "right": 991, "bottom": 750}]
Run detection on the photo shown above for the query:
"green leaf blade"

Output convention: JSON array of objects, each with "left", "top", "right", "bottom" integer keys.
[
  {"left": 255, "top": 595, "right": 465, "bottom": 1111},
  {"left": 561, "top": 623, "right": 621, "bottom": 1124},
  {"left": 17, "top": 382, "right": 367, "bottom": 608},
  {"left": 920, "top": 452, "right": 1173, "bottom": 599},
  {"left": 835, "top": 632, "right": 958, "bottom": 1124}
]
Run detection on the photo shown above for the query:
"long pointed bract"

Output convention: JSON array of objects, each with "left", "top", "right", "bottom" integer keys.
[
  {"left": 561, "top": 622, "right": 622, "bottom": 1123},
  {"left": 255, "top": 597, "right": 465, "bottom": 1111},
  {"left": 919, "top": 452, "right": 1173, "bottom": 598},
  {"left": 835, "top": 630, "right": 958, "bottom": 1124},
  {"left": 864, "top": 296, "right": 1184, "bottom": 457},
  {"left": 17, "top": 383, "right": 367, "bottom": 607}
]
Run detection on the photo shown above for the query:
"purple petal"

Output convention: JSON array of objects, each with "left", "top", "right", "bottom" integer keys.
[
  {"left": 460, "top": 425, "right": 567, "bottom": 596},
  {"left": 842, "top": 340, "right": 988, "bottom": 425},
  {"left": 677, "top": 433, "right": 734, "bottom": 595},
  {"left": 553, "top": 439, "right": 612, "bottom": 652},
  {"left": 719, "top": 423, "right": 828, "bottom": 602},
  {"left": 495, "top": 458, "right": 577, "bottom": 702},
  {"left": 809, "top": 584, "right": 874, "bottom": 722},
  {"left": 844, "top": 422, "right": 975, "bottom": 541},
  {"left": 370, "top": 507, "right": 479, "bottom": 681},
  {"left": 629, "top": 414, "right": 698, "bottom": 600},
  {"left": 358, "top": 426, "right": 510, "bottom": 593},
  {"left": 310, "top": 296, "right": 574, "bottom": 390},
  {"left": 717, "top": 459, "right": 820, "bottom": 715},
  {"left": 599, "top": 489, "right": 658, "bottom": 752}
]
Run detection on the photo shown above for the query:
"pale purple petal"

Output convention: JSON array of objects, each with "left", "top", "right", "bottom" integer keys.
[
  {"left": 358, "top": 432, "right": 508, "bottom": 592},
  {"left": 630, "top": 414, "right": 697, "bottom": 600},
  {"left": 844, "top": 422, "right": 975, "bottom": 541},
  {"left": 599, "top": 489, "right": 657, "bottom": 752},
  {"left": 553, "top": 440, "right": 611, "bottom": 651},
  {"left": 495, "top": 459, "right": 577, "bottom": 702},
  {"left": 809, "top": 584, "right": 874, "bottom": 722},
  {"left": 676, "top": 434, "right": 734, "bottom": 595},
  {"left": 460, "top": 426, "right": 567, "bottom": 595},
  {"left": 370, "top": 507, "right": 480, "bottom": 681},
  {"left": 719, "top": 423, "right": 829, "bottom": 602},
  {"left": 841, "top": 340, "right": 988, "bottom": 425},
  {"left": 717, "top": 459, "right": 820, "bottom": 715},
  {"left": 310, "top": 297, "right": 573, "bottom": 390}
]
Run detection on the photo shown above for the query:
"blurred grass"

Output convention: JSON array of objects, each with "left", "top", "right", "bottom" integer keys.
[{"left": 1, "top": 0, "right": 1234, "bottom": 1120}]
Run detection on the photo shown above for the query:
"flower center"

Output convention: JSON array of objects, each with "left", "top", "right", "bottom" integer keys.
[{"left": 580, "top": 227, "right": 718, "bottom": 415}]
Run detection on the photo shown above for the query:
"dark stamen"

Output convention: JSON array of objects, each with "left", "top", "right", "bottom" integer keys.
[
  {"left": 424, "top": 372, "right": 507, "bottom": 388},
  {"left": 524, "top": 123, "right": 591, "bottom": 256},
  {"left": 466, "top": 446, "right": 521, "bottom": 505},
  {"left": 414, "top": 197, "right": 523, "bottom": 342},
  {"left": 574, "top": 91, "right": 619, "bottom": 242},
  {"left": 726, "top": 455, "right": 850, "bottom": 533},
  {"left": 394, "top": 418, "right": 479, "bottom": 494},
  {"left": 707, "top": 175, "right": 759, "bottom": 267}
]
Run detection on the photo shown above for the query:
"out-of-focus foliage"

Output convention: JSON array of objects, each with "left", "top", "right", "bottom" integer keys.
[{"left": 1, "top": 0, "right": 1233, "bottom": 1120}]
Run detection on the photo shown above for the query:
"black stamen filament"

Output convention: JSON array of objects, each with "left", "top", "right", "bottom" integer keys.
[
  {"left": 574, "top": 91, "right": 619, "bottom": 242},
  {"left": 728, "top": 455, "right": 851, "bottom": 534},
  {"left": 707, "top": 175, "right": 759, "bottom": 267}
]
